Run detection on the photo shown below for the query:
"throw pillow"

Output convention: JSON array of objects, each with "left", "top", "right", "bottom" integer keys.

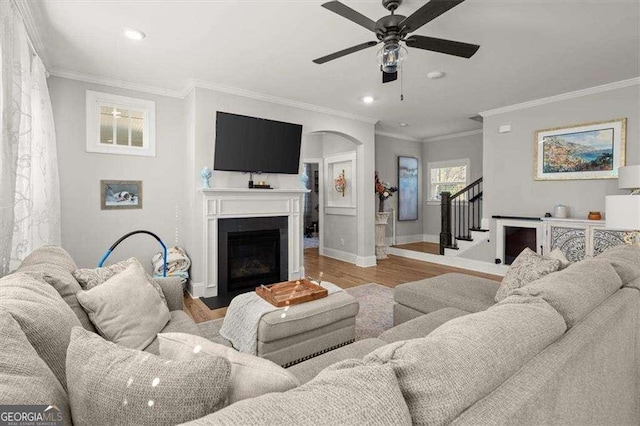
[
  {"left": 158, "top": 332, "right": 299, "bottom": 403},
  {"left": 182, "top": 359, "right": 411, "bottom": 426},
  {"left": 0, "top": 311, "right": 71, "bottom": 421},
  {"left": 19, "top": 245, "right": 96, "bottom": 332},
  {"left": 66, "top": 327, "right": 231, "bottom": 426},
  {"left": 546, "top": 247, "right": 571, "bottom": 269},
  {"left": 0, "top": 272, "right": 81, "bottom": 390},
  {"left": 76, "top": 262, "right": 171, "bottom": 350},
  {"left": 73, "top": 257, "right": 167, "bottom": 306},
  {"left": 495, "top": 248, "right": 562, "bottom": 302}
]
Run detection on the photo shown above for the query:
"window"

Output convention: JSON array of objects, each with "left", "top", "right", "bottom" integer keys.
[
  {"left": 427, "top": 159, "right": 470, "bottom": 203},
  {"left": 86, "top": 91, "right": 156, "bottom": 156}
]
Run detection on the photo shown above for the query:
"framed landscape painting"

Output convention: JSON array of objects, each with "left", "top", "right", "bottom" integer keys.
[
  {"left": 534, "top": 118, "right": 626, "bottom": 181},
  {"left": 398, "top": 156, "right": 419, "bottom": 221}
]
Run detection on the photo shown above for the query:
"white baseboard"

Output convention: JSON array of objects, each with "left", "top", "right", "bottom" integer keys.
[
  {"left": 356, "top": 255, "right": 377, "bottom": 268},
  {"left": 321, "top": 247, "right": 358, "bottom": 265},
  {"left": 423, "top": 234, "right": 439, "bottom": 244},
  {"left": 388, "top": 246, "right": 509, "bottom": 276}
]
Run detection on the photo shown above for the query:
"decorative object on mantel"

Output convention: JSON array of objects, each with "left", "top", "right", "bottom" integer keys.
[
  {"left": 334, "top": 169, "right": 346, "bottom": 197},
  {"left": 588, "top": 211, "right": 602, "bottom": 221},
  {"left": 375, "top": 172, "right": 398, "bottom": 213},
  {"left": 606, "top": 166, "right": 640, "bottom": 245},
  {"left": 375, "top": 211, "right": 391, "bottom": 260},
  {"left": 300, "top": 169, "right": 309, "bottom": 190},
  {"left": 553, "top": 204, "right": 568, "bottom": 218},
  {"left": 200, "top": 167, "right": 212, "bottom": 188},
  {"left": 534, "top": 118, "right": 626, "bottom": 181}
]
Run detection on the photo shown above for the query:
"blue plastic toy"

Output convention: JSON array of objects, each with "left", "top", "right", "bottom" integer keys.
[{"left": 98, "top": 230, "right": 167, "bottom": 277}]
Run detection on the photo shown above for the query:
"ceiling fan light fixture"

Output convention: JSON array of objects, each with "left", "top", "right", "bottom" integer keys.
[
  {"left": 361, "top": 95, "right": 375, "bottom": 104},
  {"left": 377, "top": 42, "right": 407, "bottom": 73}
]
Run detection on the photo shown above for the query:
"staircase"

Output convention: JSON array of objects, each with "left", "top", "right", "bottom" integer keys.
[{"left": 439, "top": 177, "right": 489, "bottom": 256}]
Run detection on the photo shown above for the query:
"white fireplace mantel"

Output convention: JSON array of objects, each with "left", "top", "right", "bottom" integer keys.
[{"left": 197, "top": 187, "right": 309, "bottom": 298}]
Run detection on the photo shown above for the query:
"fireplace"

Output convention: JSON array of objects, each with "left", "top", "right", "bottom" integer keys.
[
  {"left": 218, "top": 216, "right": 288, "bottom": 296},
  {"left": 495, "top": 218, "right": 544, "bottom": 265}
]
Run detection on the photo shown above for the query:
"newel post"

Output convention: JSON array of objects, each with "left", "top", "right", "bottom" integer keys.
[{"left": 440, "top": 192, "right": 452, "bottom": 255}]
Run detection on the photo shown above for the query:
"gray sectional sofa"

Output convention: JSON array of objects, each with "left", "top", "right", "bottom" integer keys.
[{"left": 1, "top": 245, "right": 639, "bottom": 425}]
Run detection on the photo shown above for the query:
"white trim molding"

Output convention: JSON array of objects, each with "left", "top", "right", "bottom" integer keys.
[
  {"left": 480, "top": 77, "right": 640, "bottom": 118},
  {"left": 423, "top": 129, "right": 483, "bottom": 142},
  {"left": 375, "top": 131, "right": 422, "bottom": 142},
  {"left": 50, "top": 68, "right": 186, "bottom": 98},
  {"left": 188, "top": 79, "right": 378, "bottom": 124}
]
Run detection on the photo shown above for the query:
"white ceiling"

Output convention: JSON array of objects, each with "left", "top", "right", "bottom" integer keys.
[{"left": 31, "top": 0, "right": 639, "bottom": 139}]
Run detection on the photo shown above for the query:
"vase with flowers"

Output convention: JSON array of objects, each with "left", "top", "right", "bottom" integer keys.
[{"left": 375, "top": 172, "right": 398, "bottom": 212}]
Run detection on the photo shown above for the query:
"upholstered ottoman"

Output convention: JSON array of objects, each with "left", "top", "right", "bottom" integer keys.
[
  {"left": 257, "top": 291, "right": 359, "bottom": 367},
  {"left": 393, "top": 273, "right": 499, "bottom": 325}
]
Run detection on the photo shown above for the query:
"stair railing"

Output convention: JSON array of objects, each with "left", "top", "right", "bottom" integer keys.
[{"left": 439, "top": 177, "right": 483, "bottom": 255}]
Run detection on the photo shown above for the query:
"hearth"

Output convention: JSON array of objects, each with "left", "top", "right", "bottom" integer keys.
[{"left": 218, "top": 216, "right": 288, "bottom": 297}]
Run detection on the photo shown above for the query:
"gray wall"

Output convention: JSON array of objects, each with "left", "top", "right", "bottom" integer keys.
[
  {"left": 483, "top": 85, "right": 639, "bottom": 220},
  {"left": 322, "top": 133, "right": 359, "bottom": 255},
  {"left": 48, "top": 76, "right": 186, "bottom": 271},
  {"left": 422, "top": 132, "right": 484, "bottom": 237},
  {"left": 375, "top": 134, "right": 424, "bottom": 241},
  {"left": 475, "top": 84, "right": 639, "bottom": 263}
]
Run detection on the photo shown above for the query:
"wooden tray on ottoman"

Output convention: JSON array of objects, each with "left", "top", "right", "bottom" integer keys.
[{"left": 256, "top": 279, "right": 328, "bottom": 307}]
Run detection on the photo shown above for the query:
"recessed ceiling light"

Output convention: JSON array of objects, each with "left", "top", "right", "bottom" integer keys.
[
  {"left": 427, "top": 71, "right": 445, "bottom": 80},
  {"left": 399, "top": 122, "right": 409, "bottom": 127},
  {"left": 124, "top": 28, "right": 146, "bottom": 41},
  {"left": 361, "top": 96, "right": 375, "bottom": 104}
]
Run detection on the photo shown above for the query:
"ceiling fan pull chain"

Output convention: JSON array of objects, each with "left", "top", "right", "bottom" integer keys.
[{"left": 400, "top": 66, "right": 404, "bottom": 101}]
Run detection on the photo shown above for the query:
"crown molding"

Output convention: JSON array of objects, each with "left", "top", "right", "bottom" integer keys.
[
  {"left": 423, "top": 128, "right": 483, "bottom": 142},
  {"left": 13, "top": 0, "right": 46, "bottom": 62},
  {"left": 480, "top": 77, "right": 640, "bottom": 118},
  {"left": 375, "top": 131, "right": 422, "bottom": 142},
  {"left": 48, "top": 68, "right": 186, "bottom": 98},
  {"left": 187, "top": 79, "right": 378, "bottom": 125}
]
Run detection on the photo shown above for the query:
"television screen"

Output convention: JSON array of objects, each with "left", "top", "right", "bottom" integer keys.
[{"left": 214, "top": 112, "right": 303, "bottom": 174}]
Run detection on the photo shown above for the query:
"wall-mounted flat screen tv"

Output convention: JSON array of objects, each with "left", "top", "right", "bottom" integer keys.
[{"left": 214, "top": 111, "right": 303, "bottom": 174}]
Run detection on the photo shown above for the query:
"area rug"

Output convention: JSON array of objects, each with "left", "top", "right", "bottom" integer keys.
[{"left": 345, "top": 283, "right": 394, "bottom": 340}]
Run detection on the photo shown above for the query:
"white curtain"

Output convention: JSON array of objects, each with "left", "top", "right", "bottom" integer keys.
[{"left": 0, "top": 0, "right": 60, "bottom": 276}]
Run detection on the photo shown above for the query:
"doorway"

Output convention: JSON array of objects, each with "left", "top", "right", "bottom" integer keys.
[{"left": 302, "top": 162, "right": 320, "bottom": 249}]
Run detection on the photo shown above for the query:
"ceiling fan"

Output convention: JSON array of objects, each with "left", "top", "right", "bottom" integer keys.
[{"left": 313, "top": 0, "right": 480, "bottom": 83}]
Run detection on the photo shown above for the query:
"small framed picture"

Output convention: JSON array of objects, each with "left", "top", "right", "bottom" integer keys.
[{"left": 100, "top": 180, "right": 143, "bottom": 210}]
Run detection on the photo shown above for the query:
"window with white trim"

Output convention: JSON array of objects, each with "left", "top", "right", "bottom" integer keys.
[
  {"left": 86, "top": 91, "right": 156, "bottom": 157},
  {"left": 427, "top": 159, "right": 470, "bottom": 203}
]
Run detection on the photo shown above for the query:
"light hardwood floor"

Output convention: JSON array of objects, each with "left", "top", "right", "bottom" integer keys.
[
  {"left": 183, "top": 247, "right": 501, "bottom": 324},
  {"left": 393, "top": 241, "right": 440, "bottom": 255}
]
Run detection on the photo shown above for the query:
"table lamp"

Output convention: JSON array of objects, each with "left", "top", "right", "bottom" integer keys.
[{"left": 606, "top": 165, "right": 640, "bottom": 245}]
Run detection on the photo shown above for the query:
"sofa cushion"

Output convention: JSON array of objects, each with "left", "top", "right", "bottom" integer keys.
[
  {"left": 495, "top": 248, "right": 562, "bottom": 302},
  {"left": 288, "top": 338, "right": 388, "bottom": 385},
  {"left": 362, "top": 297, "right": 566, "bottom": 425},
  {"left": 509, "top": 258, "right": 622, "bottom": 328},
  {"left": 596, "top": 244, "right": 640, "bottom": 285},
  {"left": 0, "top": 272, "right": 81, "bottom": 390},
  {"left": 73, "top": 257, "right": 167, "bottom": 306},
  {"left": 77, "top": 262, "right": 171, "bottom": 350},
  {"left": 66, "top": 327, "right": 231, "bottom": 426},
  {"left": 183, "top": 358, "right": 412, "bottom": 426},
  {"left": 379, "top": 307, "right": 469, "bottom": 343},
  {"left": 143, "top": 310, "right": 203, "bottom": 355},
  {"left": 394, "top": 273, "right": 499, "bottom": 315},
  {"left": 18, "top": 245, "right": 95, "bottom": 332},
  {"left": 159, "top": 332, "right": 299, "bottom": 403},
  {"left": 0, "top": 311, "right": 70, "bottom": 418}
]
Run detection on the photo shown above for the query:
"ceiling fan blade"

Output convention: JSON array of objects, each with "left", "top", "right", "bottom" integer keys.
[
  {"left": 313, "top": 41, "right": 378, "bottom": 64},
  {"left": 400, "top": 0, "right": 466, "bottom": 33},
  {"left": 322, "top": 1, "right": 377, "bottom": 32},
  {"left": 406, "top": 35, "right": 480, "bottom": 58},
  {"left": 382, "top": 70, "right": 398, "bottom": 83}
]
